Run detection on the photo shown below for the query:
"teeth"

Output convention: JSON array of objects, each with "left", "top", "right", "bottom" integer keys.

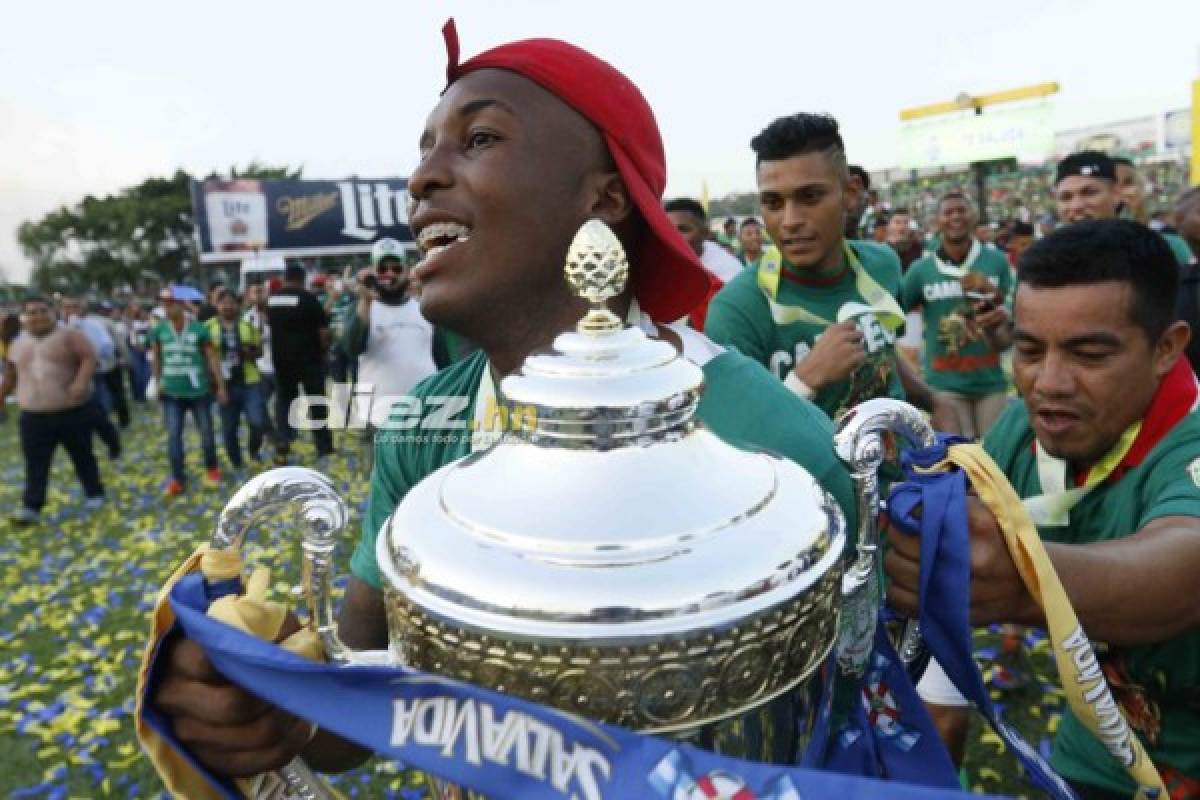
[{"left": 418, "top": 221, "right": 472, "bottom": 249}]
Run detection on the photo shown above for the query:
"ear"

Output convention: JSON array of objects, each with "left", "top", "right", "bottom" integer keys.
[
  {"left": 1154, "top": 320, "right": 1191, "bottom": 378},
  {"left": 586, "top": 171, "right": 634, "bottom": 227}
]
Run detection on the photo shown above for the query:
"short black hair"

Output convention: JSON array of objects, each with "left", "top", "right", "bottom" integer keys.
[
  {"left": 22, "top": 294, "right": 50, "bottom": 309},
  {"left": 284, "top": 264, "right": 306, "bottom": 283},
  {"left": 848, "top": 164, "right": 870, "bottom": 191},
  {"left": 751, "top": 113, "right": 846, "bottom": 170},
  {"left": 1011, "top": 221, "right": 1035, "bottom": 237},
  {"left": 872, "top": 215, "right": 889, "bottom": 229},
  {"left": 1111, "top": 155, "right": 1135, "bottom": 169},
  {"left": 739, "top": 217, "right": 762, "bottom": 230},
  {"left": 724, "top": 217, "right": 737, "bottom": 227},
  {"left": 1016, "top": 219, "right": 1178, "bottom": 342},
  {"left": 664, "top": 197, "right": 707, "bottom": 221},
  {"left": 938, "top": 189, "right": 973, "bottom": 210}
]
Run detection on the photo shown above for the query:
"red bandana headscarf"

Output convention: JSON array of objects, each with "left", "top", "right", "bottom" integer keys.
[{"left": 441, "top": 19, "right": 716, "bottom": 324}]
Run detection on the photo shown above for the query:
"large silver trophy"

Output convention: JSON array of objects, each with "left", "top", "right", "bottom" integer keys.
[{"left": 213, "top": 221, "right": 934, "bottom": 799}]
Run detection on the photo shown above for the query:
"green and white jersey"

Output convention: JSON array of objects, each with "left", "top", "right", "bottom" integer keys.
[
  {"left": 1163, "top": 232, "right": 1196, "bottom": 266},
  {"left": 350, "top": 345, "right": 858, "bottom": 590},
  {"left": 705, "top": 240, "right": 906, "bottom": 420},
  {"left": 147, "top": 319, "right": 212, "bottom": 399},
  {"left": 984, "top": 401, "right": 1200, "bottom": 793},
  {"left": 901, "top": 241, "right": 1013, "bottom": 395},
  {"left": 328, "top": 293, "right": 356, "bottom": 343}
]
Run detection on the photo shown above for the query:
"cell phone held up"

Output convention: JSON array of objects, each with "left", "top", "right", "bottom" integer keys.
[{"left": 965, "top": 290, "right": 995, "bottom": 313}]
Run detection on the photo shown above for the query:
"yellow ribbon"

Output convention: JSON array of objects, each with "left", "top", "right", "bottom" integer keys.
[
  {"left": 135, "top": 545, "right": 340, "bottom": 800},
  {"left": 756, "top": 241, "right": 905, "bottom": 332},
  {"left": 934, "top": 443, "right": 1167, "bottom": 800}
]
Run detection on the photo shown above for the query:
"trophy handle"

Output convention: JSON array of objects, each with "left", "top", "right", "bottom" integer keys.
[
  {"left": 211, "top": 467, "right": 392, "bottom": 799},
  {"left": 213, "top": 466, "right": 392, "bottom": 667},
  {"left": 833, "top": 398, "right": 936, "bottom": 680}
]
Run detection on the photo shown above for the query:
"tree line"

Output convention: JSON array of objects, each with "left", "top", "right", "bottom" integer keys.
[{"left": 16, "top": 164, "right": 299, "bottom": 295}]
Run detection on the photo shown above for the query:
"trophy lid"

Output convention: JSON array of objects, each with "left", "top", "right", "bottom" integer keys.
[
  {"left": 378, "top": 220, "right": 844, "bottom": 642},
  {"left": 498, "top": 220, "right": 705, "bottom": 448}
]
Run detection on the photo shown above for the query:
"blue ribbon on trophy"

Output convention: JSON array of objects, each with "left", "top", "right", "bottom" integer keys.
[
  {"left": 822, "top": 624, "right": 958, "bottom": 786},
  {"left": 142, "top": 569, "right": 987, "bottom": 800},
  {"left": 888, "top": 434, "right": 1079, "bottom": 800}
]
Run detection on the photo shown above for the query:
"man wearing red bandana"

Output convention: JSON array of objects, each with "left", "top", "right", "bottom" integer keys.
[
  {"left": 148, "top": 21, "right": 861, "bottom": 781},
  {"left": 888, "top": 220, "right": 1200, "bottom": 799}
]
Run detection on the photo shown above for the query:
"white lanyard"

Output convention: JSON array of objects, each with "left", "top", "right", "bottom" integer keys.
[
  {"left": 756, "top": 242, "right": 904, "bottom": 332},
  {"left": 932, "top": 239, "right": 982, "bottom": 279},
  {"left": 1022, "top": 423, "right": 1139, "bottom": 527}
]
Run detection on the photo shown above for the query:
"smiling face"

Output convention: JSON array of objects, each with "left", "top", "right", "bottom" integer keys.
[
  {"left": 1055, "top": 175, "right": 1121, "bottom": 224},
  {"left": 1012, "top": 281, "right": 1182, "bottom": 468},
  {"left": 937, "top": 196, "right": 974, "bottom": 246},
  {"left": 756, "top": 152, "right": 851, "bottom": 271},
  {"left": 407, "top": 69, "right": 620, "bottom": 341},
  {"left": 374, "top": 256, "right": 408, "bottom": 292}
]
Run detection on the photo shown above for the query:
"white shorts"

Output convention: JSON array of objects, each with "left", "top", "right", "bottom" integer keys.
[{"left": 916, "top": 657, "right": 970, "bottom": 707}]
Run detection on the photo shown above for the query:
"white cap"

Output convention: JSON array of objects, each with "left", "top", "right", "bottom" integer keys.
[{"left": 371, "top": 238, "right": 404, "bottom": 266}]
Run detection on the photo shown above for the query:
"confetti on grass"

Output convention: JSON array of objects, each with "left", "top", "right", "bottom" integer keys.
[{"left": 0, "top": 407, "right": 1063, "bottom": 797}]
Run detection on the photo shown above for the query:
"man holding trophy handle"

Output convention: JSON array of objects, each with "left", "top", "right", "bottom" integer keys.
[
  {"left": 147, "top": 23, "right": 1200, "bottom": 799},
  {"left": 152, "top": 22, "right": 865, "bottom": 781}
]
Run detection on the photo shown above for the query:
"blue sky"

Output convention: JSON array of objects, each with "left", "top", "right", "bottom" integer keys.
[{"left": 3, "top": 0, "right": 1197, "bottom": 282}]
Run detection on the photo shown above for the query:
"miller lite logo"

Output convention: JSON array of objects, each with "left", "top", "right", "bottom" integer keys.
[{"left": 337, "top": 180, "right": 409, "bottom": 241}]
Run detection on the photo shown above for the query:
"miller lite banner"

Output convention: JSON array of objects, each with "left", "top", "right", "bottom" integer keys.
[{"left": 190, "top": 177, "right": 412, "bottom": 263}]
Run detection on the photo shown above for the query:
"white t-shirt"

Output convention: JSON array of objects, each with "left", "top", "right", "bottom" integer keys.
[
  {"left": 701, "top": 240, "right": 744, "bottom": 284},
  {"left": 356, "top": 298, "right": 437, "bottom": 400}
]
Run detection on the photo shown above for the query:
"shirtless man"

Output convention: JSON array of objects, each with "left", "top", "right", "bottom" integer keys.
[{"left": 0, "top": 296, "right": 105, "bottom": 526}]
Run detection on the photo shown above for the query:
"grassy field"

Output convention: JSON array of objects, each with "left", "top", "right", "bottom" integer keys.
[{"left": 0, "top": 402, "right": 1062, "bottom": 798}]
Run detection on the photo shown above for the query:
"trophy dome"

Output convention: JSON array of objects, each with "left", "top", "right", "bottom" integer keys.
[{"left": 376, "top": 221, "right": 845, "bottom": 736}]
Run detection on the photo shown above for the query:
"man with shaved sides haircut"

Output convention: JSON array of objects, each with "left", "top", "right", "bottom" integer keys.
[
  {"left": 705, "top": 112, "right": 950, "bottom": 427},
  {"left": 147, "top": 22, "right": 862, "bottom": 781}
]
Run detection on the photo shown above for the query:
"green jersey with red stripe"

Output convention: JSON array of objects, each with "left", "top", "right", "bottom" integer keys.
[{"left": 983, "top": 359, "right": 1200, "bottom": 795}]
